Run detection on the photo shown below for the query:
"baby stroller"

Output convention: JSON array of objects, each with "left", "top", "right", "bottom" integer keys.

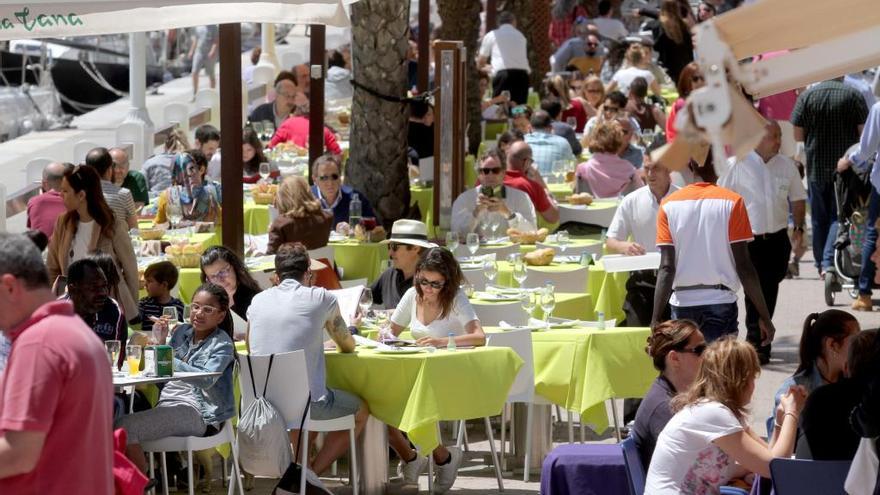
[{"left": 825, "top": 167, "right": 873, "bottom": 305}]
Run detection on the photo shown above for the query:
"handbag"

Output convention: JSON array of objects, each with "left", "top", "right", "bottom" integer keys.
[{"left": 273, "top": 393, "right": 332, "bottom": 495}]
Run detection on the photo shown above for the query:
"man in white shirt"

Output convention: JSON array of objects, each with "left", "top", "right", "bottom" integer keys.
[
  {"left": 478, "top": 11, "right": 530, "bottom": 106},
  {"left": 451, "top": 148, "right": 537, "bottom": 237},
  {"left": 606, "top": 143, "right": 676, "bottom": 326},
  {"left": 591, "top": 0, "right": 629, "bottom": 41},
  {"left": 719, "top": 121, "right": 806, "bottom": 362}
]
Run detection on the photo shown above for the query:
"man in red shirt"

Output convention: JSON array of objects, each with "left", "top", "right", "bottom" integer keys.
[
  {"left": 503, "top": 141, "right": 560, "bottom": 224},
  {"left": 0, "top": 233, "right": 113, "bottom": 494},
  {"left": 26, "top": 162, "right": 69, "bottom": 238},
  {"left": 268, "top": 102, "right": 342, "bottom": 155}
]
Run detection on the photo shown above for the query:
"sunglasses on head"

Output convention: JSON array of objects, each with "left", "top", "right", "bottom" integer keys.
[
  {"left": 679, "top": 343, "right": 707, "bottom": 356},
  {"left": 511, "top": 106, "right": 530, "bottom": 116},
  {"left": 318, "top": 173, "right": 340, "bottom": 181},
  {"left": 479, "top": 167, "right": 502, "bottom": 175},
  {"left": 418, "top": 277, "right": 445, "bottom": 290}
]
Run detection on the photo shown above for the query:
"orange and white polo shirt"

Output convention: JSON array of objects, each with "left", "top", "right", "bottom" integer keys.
[{"left": 656, "top": 183, "right": 753, "bottom": 307}]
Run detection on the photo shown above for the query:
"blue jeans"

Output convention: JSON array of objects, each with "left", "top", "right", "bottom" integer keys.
[
  {"left": 671, "top": 302, "right": 738, "bottom": 343},
  {"left": 858, "top": 188, "right": 880, "bottom": 294},
  {"left": 808, "top": 180, "right": 838, "bottom": 271}
]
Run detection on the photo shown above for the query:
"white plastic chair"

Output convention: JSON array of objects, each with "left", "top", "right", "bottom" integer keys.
[
  {"left": 25, "top": 157, "right": 53, "bottom": 185},
  {"left": 280, "top": 51, "right": 303, "bottom": 70},
  {"left": 471, "top": 300, "right": 528, "bottom": 326},
  {"left": 339, "top": 278, "right": 367, "bottom": 289},
  {"left": 461, "top": 267, "right": 487, "bottom": 291},
  {"left": 164, "top": 102, "right": 190, "bottom": 134},
  {"left": 238, "top": 351, "right": 359, "bottom": 495},
  {"left": 522, "top": 266, "right": 587, "bottom": 293},
  {"left": 73, "top": 140, "right": 100, "bottom": 163},
  {"left": 141, "top": 418, "right": 243, "bottom": 495},
  {"left": 194, "top": 89, "right": 220, "bottom": 127},
  {"left": 252, "top": 65, "right": 276, "bottom": 88},
  {"left": 116, "top": 122, "right": 147, "bottom": 169},
  {"left": 308, "top": 245, "right": 336, "bottom": 266}
]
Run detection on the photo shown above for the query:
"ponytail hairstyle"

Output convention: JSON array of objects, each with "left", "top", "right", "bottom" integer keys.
[{"left": 797, "top": 310, "right": 859, "bottom": 375}]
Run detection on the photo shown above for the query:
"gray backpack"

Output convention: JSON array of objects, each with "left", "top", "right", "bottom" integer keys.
[{"left": 238, "top": 354, "right": 291, "bottom": 477}]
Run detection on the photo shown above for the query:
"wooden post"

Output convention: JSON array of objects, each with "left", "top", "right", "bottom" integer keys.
[
  {"left": 219, "top": 23, "right": 244, "bottom": 257},
  {"left": 486, "top": 0, "right": 497, "bottom": 32},
  {"left": 309, "top": 23, "right": 326, "bottom": 181},
  {"left": 417, "top": 0, "right": 430, "bottom": 93},
  {"left": 432, "top": 40, "right": 465, "bottom": 231}
]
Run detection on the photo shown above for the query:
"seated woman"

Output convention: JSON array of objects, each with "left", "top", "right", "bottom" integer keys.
[
  {"left": 798, "top": 329, "right": 878, "bottom": 460},
  {"left": 268, "top": 175, "right": 333, "bottom": 253},
  {"left": 632, "top": 320, "right": 706, "bottom": 468},
  {"left": 576, "top": 120, "right": 642, "bottom": 198},
  {"left": 772, "top": 310, "right": 859, "bottom": 415},
  {"left": 199, "top": 246, "right": 262, "bottom": 335},
  {"left": 646, "top": 337, "right": 807, "bottom": 494},
  {"left": 242, "top": 128, "right": 279, "bottom": 184},
  {"left": 154, "top": 151, "right": 222, "bottom": 226},
  {"left": 116, "top": 283, "right": 235, "bottom": 474},
  {"left": 379, "top": 247, "right": 486, "bottom": 491}
]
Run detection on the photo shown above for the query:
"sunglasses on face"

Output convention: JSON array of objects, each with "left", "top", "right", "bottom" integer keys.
[
  {"left": 317, "top": 173, "right": 340, "bottom": 182},
  {"left": 586, "top": 42, "right": 599, "bottom": 47},
  {"left": 418, "top": 277, "right": 445, "bottom": 290},
  {"left": 389, "top": 243, "right": 406, "bottom": 252},
  {"left": 679, "top": 343, "right": 707, "bottom": 356},
  {"left": 479, "top": 167, "right": 502, "bottom": 175}
]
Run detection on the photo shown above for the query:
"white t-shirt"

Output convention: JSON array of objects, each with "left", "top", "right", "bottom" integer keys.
[
  {"left": 645, "top": 400, "right": 745, "bottom": 495},
  {"left": 478, "top": 24, "right": 531, "bottom": 75},
  {"left": 607, "top": 184, "right": 678, "bottom": 251},
  {"left": 611, "top": 67, "right": 656, "bottom": 95},
  {"left": 71, "top": 220, "right": 96, "bottom": 263},
  {"left": 390, "top": 287, "right": 479, "bottom": 340}
]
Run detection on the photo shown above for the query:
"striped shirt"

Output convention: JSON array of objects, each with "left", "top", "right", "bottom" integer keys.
[
  {"left": 101, "top": 180, "right": 137, "bottom": 225},
  {"left": 656, "top": 183, "right": 753, "bottom": 307},
  {"left": 139, "top": 296, "right": 185, "bottom": 332}
]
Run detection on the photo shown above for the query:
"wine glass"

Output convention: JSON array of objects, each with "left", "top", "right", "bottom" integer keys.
[
  {"left": 566, "top": 116, "right": 578, "bottom": 129},
  {"left": 259, "top": 162, "right": 271, "bottom": 183},
  {"left": 641, "top": 129, "right": 655, "bottom": 148},
  {"left": 483, "top": 259, "right": 498, "bottom": 287},
  {"left": 553, "top": 160, "right": 567, "bottom": 185},
  {"left": 166, "top": 186, "right": 183, "bottom": 229},
  {"left": 466, "top": 232, "right": 480, "bottom": 257},
  {"left": 105, "top": 340, "right": 121, "bottom": 372},
  {"left": 488, "top": 215, "right": 502, "bottom": 242},
  {"left": 182, "top": 304, "right": 192, "bottom": 324},
  {"left": 445, "top": 231, "right": 460, "bottom": 254},
  {"left": 557, "top": 230, "right": 570, "bottom": 256},
  {"left": 126, "top": 344, "right": 142, "bottom": 376},
  {"left": 264, "top": 121, "right": 276, "bottom": 140},
  {"left": 162, "top": 306, "right": 180, "bottom": 326},
  {"left": 461, "top": 282, "right": 475, "bottom": 298},
  {"left": 359, "top": 288, "right": 373, "bottom": 322},
  {"left": 520, "top": 291, "right": 536, "bottom": 318},
  {"left": 540, "top": 288, "right": 556, "bottom": 330},
  {"left": 513, "top": 259, "right": 528, "bottom": 288}
]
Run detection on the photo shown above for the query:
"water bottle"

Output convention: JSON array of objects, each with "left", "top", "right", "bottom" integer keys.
[
  {"left": 597, "top": 311, "right": 605, "bottom": 330},
  {"left": 349, "top": 193, "right": 362, "bottom": 233},
  {"left": 447, "top": 333, "right": 456, "bottom": 351}
]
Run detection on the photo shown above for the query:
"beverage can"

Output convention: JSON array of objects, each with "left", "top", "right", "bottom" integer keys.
[{"left": 145, "top": 345, "right": 174, "bottom": 377}]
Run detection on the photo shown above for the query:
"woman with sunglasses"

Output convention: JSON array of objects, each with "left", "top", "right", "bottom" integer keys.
[
  {"left": 579, "top": 75, "right": 605, "bottom": 121},
  {"left": 199, "top": 246, "right": 262, "bottom": 330},
  {"left": 47, "top": 164, "right": 140, "bottom": 323},
  {"left": 646, "top": 337, "right": 807, "bottom": 494},
  {"left": 117, "top": 283, "right": 236, "bottom": 478},
  {"left": 632, "top": 320, "right": 706, "bottom": 468},
  {"left": 154, "top": 150, "right": 222, "bottom": 225}
]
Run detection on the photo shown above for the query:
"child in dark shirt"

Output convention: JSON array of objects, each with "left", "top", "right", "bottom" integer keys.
[{"left": 138, "top": 261, "right": 184, "bottom": 332}]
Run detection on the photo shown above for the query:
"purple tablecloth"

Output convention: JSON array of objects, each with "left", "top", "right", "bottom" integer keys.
[{"left": 540, "top": 443, "right": 630, "bottom": 495}]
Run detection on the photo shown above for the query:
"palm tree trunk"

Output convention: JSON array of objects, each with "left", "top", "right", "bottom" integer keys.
[
  {"left": 348, "top": 0, "right": 412, "bottom": 228},
  {"left": 437, "top": 0, "right": 483, "bottom": 155}
]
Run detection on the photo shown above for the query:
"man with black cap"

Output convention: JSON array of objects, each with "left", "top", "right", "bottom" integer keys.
[{"left": 372, "top": 219, "right": 437, "bottom": 309}]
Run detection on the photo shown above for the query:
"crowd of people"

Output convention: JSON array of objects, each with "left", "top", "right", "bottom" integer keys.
[{"left": 3, "top": 0, "right": 880, "bottom": 494}]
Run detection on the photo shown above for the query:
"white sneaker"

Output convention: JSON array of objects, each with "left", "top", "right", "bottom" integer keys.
[
  {"left": 397, "top": 455, "right": 428, "bottom": 484},
  {"left": 433, "top": 447, "right": 463, "bottom": 493}
]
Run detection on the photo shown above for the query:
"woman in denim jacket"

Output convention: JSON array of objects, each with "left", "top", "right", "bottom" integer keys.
[{"left": 116, "top": 283, "right": 235, "bottom": 473}]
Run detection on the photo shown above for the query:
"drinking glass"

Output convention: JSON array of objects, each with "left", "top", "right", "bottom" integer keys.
[
  {"left": 488, "top": 215, "right": 502, "bottom": 242},
  {"left": 553, "top": 160, "right": 567, "bottom": 184},
  {"left": 182, "top": 305, "right": 192, "bottom": 324},
  {"left": 566, "top": 116, "right": 578, "bottom": 129},
  {"left": 461, "top": 282, "right": 475, "bottom": 298},
  {"left": 483, "top": 260, "right": 498, "bottom": 287},
  {"left": 557, "top": 230, "right": 570, "bottom": 256},
  {"left": 126, "top": 345, "right": 142, "bottom": 376},
  {"left": 264, "top": 121, "right": 276, "bottom": 140},
  {"left": 520, "top": 291, "right": 536, "bottom": 317},
  {"left": 162, "top": 306, "right": 180, "bottom": 325},
  {"left": 359, "top": 288, "right": 373, "bottom": 322},
  {"left": 501, "top": 90, "right": 511, "bottom": 102},
  {"left": 259, "top": 162, "right": 271, "bottom": 182},
  {"left": 641, "top": 129, "right": 655, "bottom": 148},
  {"left": 513, "top": 260, "right": 528, "bottom": 288},
  {"left": 445, "top": 231, "right": 460, "bottom": 254},
  {"left": 466, "top": 233, "right": 480, "bottom": 256},
  {"left": 252, "top": 120, "right": 265, "bottom": 139},
  {"left": 540, "top": 289, "right": 556, "bottom": 329},
  {"left": 105, "top": 340, "right": 121, "bottom": 371},
  {"left": 166, "top": 186, "right": 183, "bottom": 229}
]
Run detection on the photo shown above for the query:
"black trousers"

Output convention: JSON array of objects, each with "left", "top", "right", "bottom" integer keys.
[
  {"left": 746, "top": 229, "right": 791, "bottom": 356},
  {"left": 492, "top": 69, "right": 530, "bottom": 106},
  {"left": 622, "top": 270, "right": 668, "bottom": 327}
]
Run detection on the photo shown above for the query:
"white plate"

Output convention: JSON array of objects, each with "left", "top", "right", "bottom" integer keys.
[
  {"left": 375, "top": 348, "right": 425, "bottom": 354},
  {"left": 472, "top": 292, "right": 521, "bottom": 302}
]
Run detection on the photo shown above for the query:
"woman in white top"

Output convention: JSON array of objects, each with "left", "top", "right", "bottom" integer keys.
[
  {"left": 387, "top": 247, "right": 486, "bottom": 348},
  {"left": 381, "top": 248, "right": 485, "bottom": 491},
  {"left": 645, "top": 337, "right": 807, "bottom": 495}
]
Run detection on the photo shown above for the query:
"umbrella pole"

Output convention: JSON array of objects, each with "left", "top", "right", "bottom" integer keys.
[
  {"left": 308, "top": 23, "right": 326, "bottom": 182},
  {"left": 219, "top": 22, "right": 245, "bottom": 258}
]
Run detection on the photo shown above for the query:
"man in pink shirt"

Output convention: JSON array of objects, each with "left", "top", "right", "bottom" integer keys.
[
  {"left": 269, "top": 102, "right": 342, "bottom": 155},
  {"left": 26, "top": 161, "right": 69, "bottom": 238},
  {"left": 0, "top": 233, "right": 113, "bottom": 494}
]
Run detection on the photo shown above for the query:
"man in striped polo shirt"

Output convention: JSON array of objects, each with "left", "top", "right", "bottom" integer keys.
[
  {"left": 651, "top": 170, "right": 776, "bottom": 345},
  {"left": 85, "top": 147, "right": 138, "bottom": 229}
]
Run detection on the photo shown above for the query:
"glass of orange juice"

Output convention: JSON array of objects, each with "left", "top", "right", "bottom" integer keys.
[{"left": 126, "top": 344, "right": 142, "bottom": 376}]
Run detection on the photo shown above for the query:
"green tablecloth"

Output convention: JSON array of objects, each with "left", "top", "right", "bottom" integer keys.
[
  {"left": 331, "top": 240, "right": 388, "bottom": 282},
  {"left": 486, "top": 326, "right": 654, "bottom": 432},
  {"left": 588, "top": 262, "right": 629, "bottom": 324},
  {"left": 410, "top": 186, "right": 435, "bottom": 236},
  {"left": 325, "top": 347, "right": 522, "bottom": 452}
]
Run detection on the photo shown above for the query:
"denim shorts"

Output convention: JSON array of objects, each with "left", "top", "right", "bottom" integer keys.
[
  {"left": 311, "top": 388, "right": 362, "bottom": 421},
  {"left": 671, "top": 302, "right": 738, "bottom": 343}
]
